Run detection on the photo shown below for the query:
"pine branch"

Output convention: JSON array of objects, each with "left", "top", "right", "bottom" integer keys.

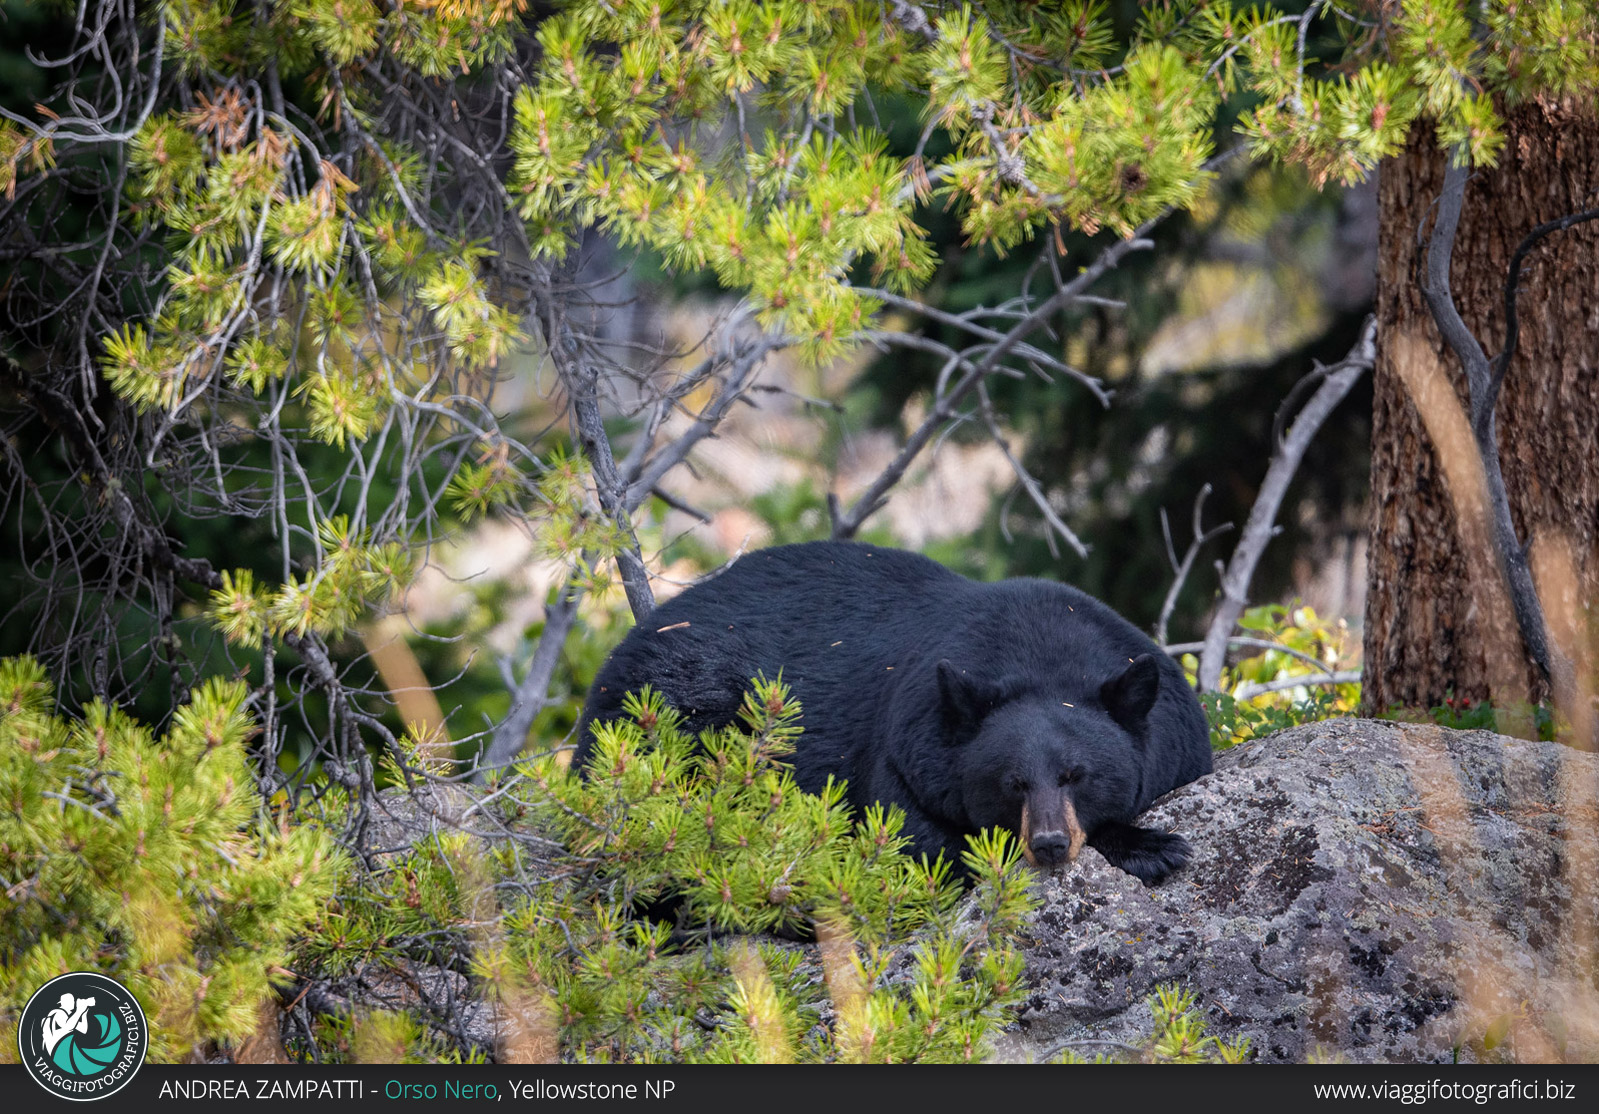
[{"left": 886, "top": 1, "right": 1040, "bottom": 196}]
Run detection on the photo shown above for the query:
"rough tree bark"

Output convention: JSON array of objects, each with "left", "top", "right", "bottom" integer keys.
[{"left": 1363, "top": 100, "right": 1599, "bottom": 714}]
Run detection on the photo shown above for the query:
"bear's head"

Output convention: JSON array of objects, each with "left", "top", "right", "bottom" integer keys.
[{"left": 937, "top": 655, "right": 1160, "bottom": 870}]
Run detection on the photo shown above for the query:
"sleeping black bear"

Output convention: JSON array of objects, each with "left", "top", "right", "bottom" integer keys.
[{"left": 574, "top": 541, "right": 1212, "bottom": 883}]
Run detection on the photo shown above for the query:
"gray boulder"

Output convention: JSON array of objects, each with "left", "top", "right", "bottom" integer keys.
[{"left": 1000, "top": 719, "right": 1599, "bottom": 1063}]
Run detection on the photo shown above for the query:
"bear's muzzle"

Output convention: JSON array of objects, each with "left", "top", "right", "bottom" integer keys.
[{"left": 1020, "top": 796, "right": 1088, "bottom": 870}]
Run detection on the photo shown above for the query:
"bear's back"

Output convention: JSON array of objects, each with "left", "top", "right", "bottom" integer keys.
[
  {"left": 574, "top": 542, "right": 967, "bottom": 761},
  {"left": 631, "top": 541, "right": 967, "bottom": 666}
]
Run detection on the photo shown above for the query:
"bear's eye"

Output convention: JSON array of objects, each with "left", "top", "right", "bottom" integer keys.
[
  {"left": 1006, "top": 776, "right": 1030, "bottom": 795},
  {"left": 1057, "top": 767, "right": 1086, "bottom": 787}
]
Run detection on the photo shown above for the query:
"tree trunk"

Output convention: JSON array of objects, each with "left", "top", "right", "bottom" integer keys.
[{"left": 1363, "top": 100, "right": 1599, "bottom": 715}]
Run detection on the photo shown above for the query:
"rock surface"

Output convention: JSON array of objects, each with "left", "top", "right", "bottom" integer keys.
[{"left": 998, "top": 718, "right": 1599, "bottom": 1063}]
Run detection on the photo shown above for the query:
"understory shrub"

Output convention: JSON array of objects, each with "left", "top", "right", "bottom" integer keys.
[
  {"left": 1052, "top": 984, "right": 1252, "bottom": 1064},
  {"left": 0, "top": 656, "right": 342, "bottom": 1062},
  {"left": 1190, "top": 603, "right": 1360, "bottom": 747},
  {"left": 298, "top": 679, "right": 1037, "bottom": 1063}
]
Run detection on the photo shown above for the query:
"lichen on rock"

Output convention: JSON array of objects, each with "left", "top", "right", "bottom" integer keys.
[{"left": 1000, "top": 719, "right": 1599, "bottom": 1063}]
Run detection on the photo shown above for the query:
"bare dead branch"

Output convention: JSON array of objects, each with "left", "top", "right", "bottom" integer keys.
[
  {"left": 534, "top": 276, "right": 656, "bottom": 622},
  {"left": 622, "top": 331, "right": 787, "bottom": 512},
  {"left": 1166, "top": 636, "right": 1342, "bottom": 679},
  {"left": 478, "top": 584, "right": 583, "bottom": 776},
  {"left": 1233, "top": 670, "right": 1360, "bottom": 701},
  {"left": 648, "top": 487, "right": 713, "bottom": 524},
  {"left": 975, "top": 381, "right": 1087, "bottom": 558},
  {"left": 830, "top": 224, "right": 1157, "bottom": 539},
  {"left": 1196, "top": 316, "right": 1376, "bottom": 692},
  {"left": 862, "top": 287, "right": 1111, "bottom": 402},
  {"left": 1419, "top": 156, "right": 1553, "bottom": 683},
  {"left": 1155, "top": 484, "right": 1233, "bottom": 648},
  {"left": 1490, "top": 204, "right": 1599, "bottom": 411}
]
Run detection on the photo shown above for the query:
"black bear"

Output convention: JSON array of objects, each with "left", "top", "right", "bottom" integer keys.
[{"left": 575, "top": 541, "right": 1212, "bottom": 883}]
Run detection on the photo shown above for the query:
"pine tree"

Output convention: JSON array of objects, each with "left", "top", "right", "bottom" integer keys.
[{"left": 1365, "top": 100, "right": 1599, "bottom": 715}]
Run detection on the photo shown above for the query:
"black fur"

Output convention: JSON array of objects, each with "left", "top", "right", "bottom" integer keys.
[
  {"left": 1086, "top": 821, "right": 1193, "bottom": 883},
  {"left": 575, "top": 541, "right": 1212, "bottom": 883}
]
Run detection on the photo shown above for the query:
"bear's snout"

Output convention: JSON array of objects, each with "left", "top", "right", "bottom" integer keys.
[
  {"left": 1020, "top": 798, "right": 1088, "bottom": 871},
  {"left": 1029, "top": 829, "right": 1072, "bottom": 867}
]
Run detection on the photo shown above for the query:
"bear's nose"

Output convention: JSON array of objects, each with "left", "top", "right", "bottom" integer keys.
[{"left": 1029, "top": 829, "right": 1072, "bottom": 868}]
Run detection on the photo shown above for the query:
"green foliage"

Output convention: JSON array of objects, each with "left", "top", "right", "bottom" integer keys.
[
  {"left": 539, "top": 681, "right": 946, "bottom": 937},
  {"left": 445, "top": 441, "right": 530, "bottom": 522},
  {"left": 499, "top": 0, "right": 1598, "bottom": 337},
  {"left": 1386, "top": 694, "right": 1556, "bottom": 743},
  {"left": 1143, "top": 983, "right": 1252, "bottom": 1063},
  {"left": 312, "top": 1007, "right": 491, "bottom": 1066},
  {"left": 516, "top": 679, "right": 1035, "bottom": 1062},
  {"left": 1052, "top": 983, "right": 1251, "bottom": 1064},
  {"left": 303, "top": 680, "right": 1037, "bottom": 1063},
  {"left": 1201, "top": 688, "right": 1344, "bottom": 750},
  {"left": 1188, "top": 603, "right": 1360, "bottom": 748},
  {"left": 0, "top": 656, "right": 344, "bottom": 1062},
  {"left": 206, "top": 517, "right": 415, "bottom": 647}
]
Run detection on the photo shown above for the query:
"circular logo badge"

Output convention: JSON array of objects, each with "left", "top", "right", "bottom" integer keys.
[{"left": 18, "top": 972, "right": 147, "bottom": 1102}]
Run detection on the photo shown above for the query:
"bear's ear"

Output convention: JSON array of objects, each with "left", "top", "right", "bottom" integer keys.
[
  {"left": 1100, "top": 654, "right": 1160, "bottom": 732},
  {"left": 937, "top": 660, "right": 1006, "bottom": 741}
]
